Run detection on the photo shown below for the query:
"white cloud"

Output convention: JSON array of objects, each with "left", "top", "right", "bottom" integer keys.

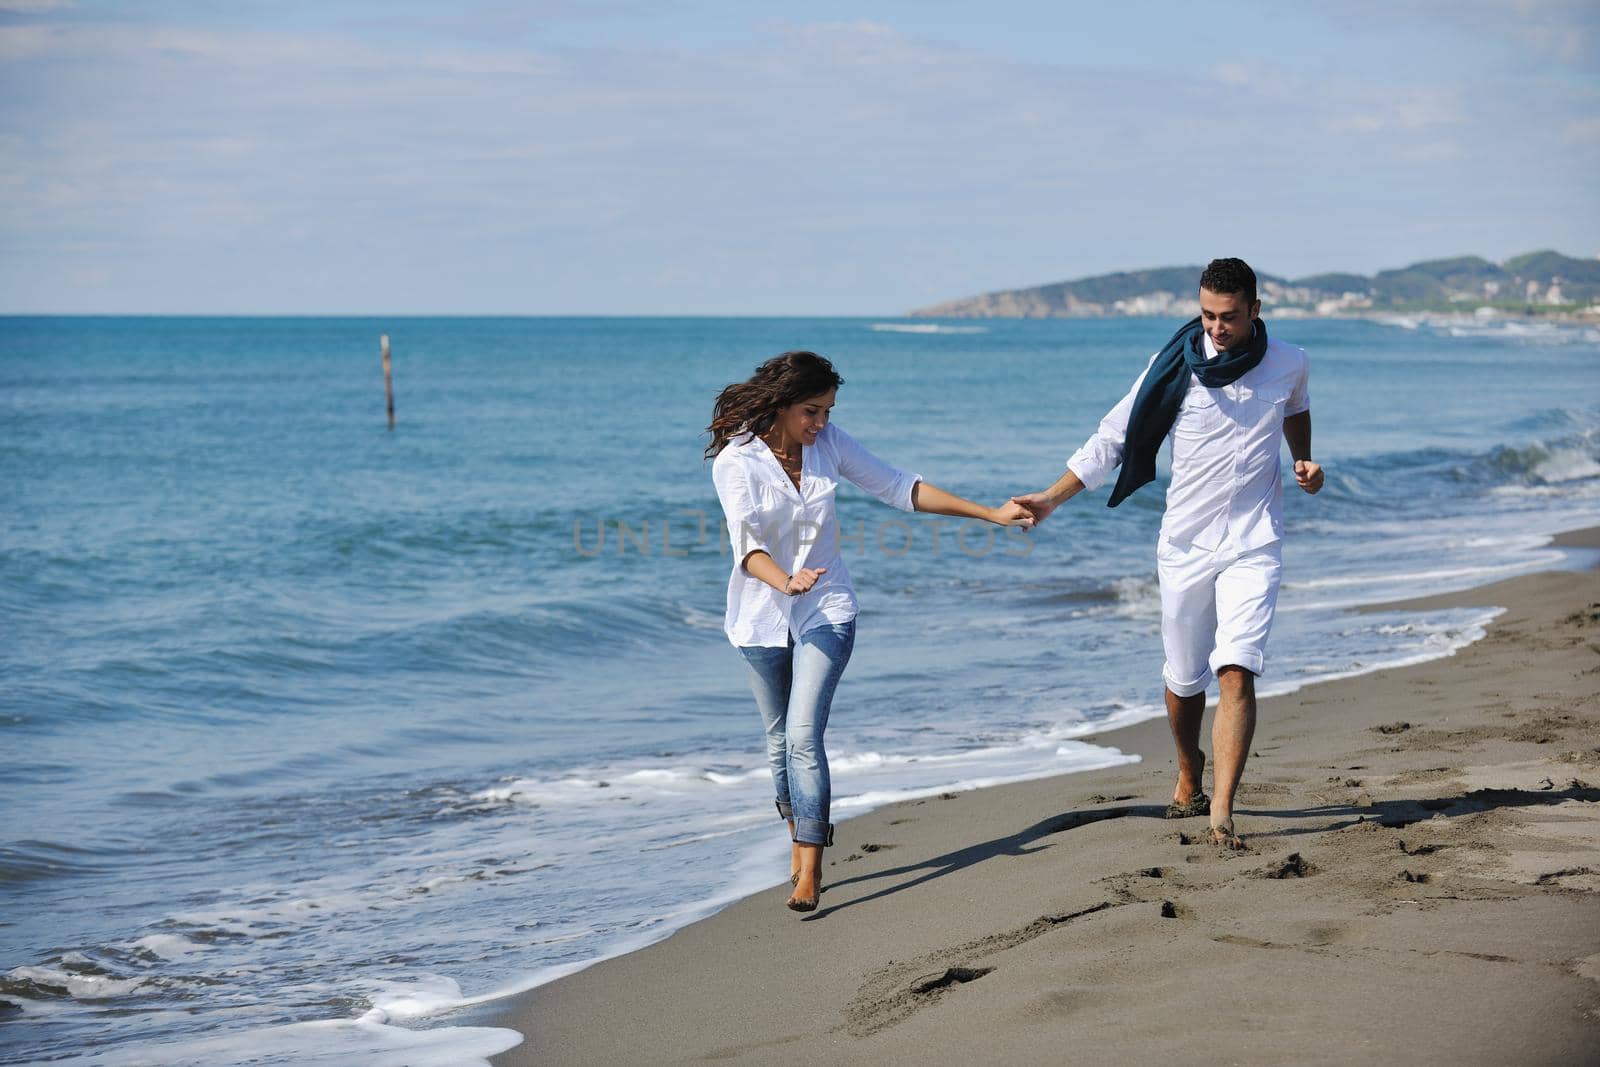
[
  {"left": 1211, "top": 63, "right": 1251, "bottom": 87},
  {"left": 1324, "top": 88, "right": 1463, "bottom": 136},
  {"left": 1327, "top": 114, "right": 1386, "bottom": 135},
  {"left": 0, "top": 0, "right": 73, "bottom": 13},
  {"left": 1564, "top": 117, "right": 1600, "bottom": 144},
  {"left": 1397, "top": 139, "right": 1463, "bottom": 164}
]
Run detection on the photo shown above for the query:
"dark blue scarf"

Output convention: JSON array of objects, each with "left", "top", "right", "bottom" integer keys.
[{"left": 1106, "top": 316, "right": 1268, "bottom": 508}]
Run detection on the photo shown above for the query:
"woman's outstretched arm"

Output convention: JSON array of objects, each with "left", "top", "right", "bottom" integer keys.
[{"left": 911, "top": 482, "right": 1033, "bottom": 527}]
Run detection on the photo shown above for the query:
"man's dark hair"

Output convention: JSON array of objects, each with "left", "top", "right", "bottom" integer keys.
[{"left": 1199, "top": 258, "right": 1257, "bottom": 306}]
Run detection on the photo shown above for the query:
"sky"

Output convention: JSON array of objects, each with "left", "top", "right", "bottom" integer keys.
[{"left": 1, "top": 1, "right": 1597, "bottom": 314}]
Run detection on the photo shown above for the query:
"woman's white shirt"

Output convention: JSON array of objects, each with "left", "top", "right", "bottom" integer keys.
[{"left": 711, "top": 424, "right": 920, "bottom": 647}]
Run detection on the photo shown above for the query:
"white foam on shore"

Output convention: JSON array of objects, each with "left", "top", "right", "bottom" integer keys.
[
  {"left": 2, "top": 1015, "right": 525, "bottom": 1067},
  {"left": 1286, "top": 556, "right": 1553, "bottom": 592},
  {"left": 833, "top": 748, "right": 1142, "bottom": 813},
  {"left": 1261, "top": 607, "right": 1501, "bottom": 699}
]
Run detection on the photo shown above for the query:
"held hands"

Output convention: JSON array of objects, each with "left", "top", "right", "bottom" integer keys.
[
  {"left": 1294, "top": 459, "right": 1324, "bottom": 494},
  {"left": 990, "top": 500, "right": 1036, "bottom": 528},
  {"left": 783, "top": 567, "right": 826, "bottom": 596},
  {"left": 1009, "top": 491, "right": 1059, "bottom": 527}
]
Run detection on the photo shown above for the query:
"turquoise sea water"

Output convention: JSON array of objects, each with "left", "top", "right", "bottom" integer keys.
[{"left": 3, "top": 314, "right": 1599, "bottom": 1064}]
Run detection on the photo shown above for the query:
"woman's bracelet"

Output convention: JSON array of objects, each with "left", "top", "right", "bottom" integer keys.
[{"left": 782, "top": 575, "right": 794, "bottom": 595}]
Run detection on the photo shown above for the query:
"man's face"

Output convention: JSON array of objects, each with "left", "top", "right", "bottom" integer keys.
[{"left": 1199, "top": 287, "right": 1261, "bottom": 352}]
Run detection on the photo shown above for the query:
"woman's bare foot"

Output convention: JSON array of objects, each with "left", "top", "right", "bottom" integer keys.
[
  {"left": 788, "top": 821, "right": 800, "bottom": 885},
  {"left": 787, "top": 843, "right": 823, "bottom": 911}
]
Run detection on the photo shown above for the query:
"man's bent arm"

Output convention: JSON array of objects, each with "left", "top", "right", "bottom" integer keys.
[
  {"left": 1284, "top": 410, "right": 1312, "bottom": 462},
  {"left": 1283, "top": 411, "right": 1324, "bottom": 494}
]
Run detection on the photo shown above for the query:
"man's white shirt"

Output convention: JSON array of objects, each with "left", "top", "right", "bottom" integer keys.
[{"left": 1067, "top": 330, "right": 1310, "bottom": 555}]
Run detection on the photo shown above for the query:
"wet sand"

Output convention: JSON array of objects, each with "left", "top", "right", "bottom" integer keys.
[{"left": 485, "top": 531, "right": 1600, "bottom": 1064}]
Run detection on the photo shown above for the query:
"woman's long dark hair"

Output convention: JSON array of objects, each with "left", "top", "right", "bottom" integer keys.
[{"left": 704, "top": 350, "right": 844, "bottom": 459}]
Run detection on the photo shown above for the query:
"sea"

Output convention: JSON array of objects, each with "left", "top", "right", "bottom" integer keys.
[{"left": 3, "top": 313, "right": 1599, "bottom": 1065}]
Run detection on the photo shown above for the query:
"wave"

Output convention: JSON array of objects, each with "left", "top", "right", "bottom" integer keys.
[
  {"left": 0, "top": 840, "right": 120, "bottom": 885},
  {"left": 868, "top": 323, "right": 989, "bottom": 334},
  {"left": 300, "top": 512, "right": 569, "bottom": 568},
  {"left": 1443, "top": 321, "right": 1600, "bottom": 345},
  {"left": 1373, "top": 313, "right": 1600, "bottom": 345},
  {"left": 1322, "top": 421, "right": 1600, "bottom": 505},
  {"left": 1482, "top": 440, "right": 1600, "bottom": 485}
]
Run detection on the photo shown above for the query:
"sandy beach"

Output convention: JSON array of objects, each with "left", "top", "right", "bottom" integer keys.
[{"left": 485, "top": 531, "right": 1600, "bottom": 1065}]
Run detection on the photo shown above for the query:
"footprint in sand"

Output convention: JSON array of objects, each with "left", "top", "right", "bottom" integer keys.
[
  {"left": 910, "top": 966, "right": 993, "bottom": 995},
  {"left": 1260, "top": 852, "right": 1314, "bottom": 879}
]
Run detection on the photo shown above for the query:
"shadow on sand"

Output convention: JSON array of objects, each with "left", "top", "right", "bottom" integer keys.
[{"left": 805, "top": 782, "right": 1599, "bottom": 920}]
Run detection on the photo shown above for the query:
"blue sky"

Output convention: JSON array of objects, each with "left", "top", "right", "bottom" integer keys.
[{"left": 2, "top": 1, "right": 1596, "bottom": 314}]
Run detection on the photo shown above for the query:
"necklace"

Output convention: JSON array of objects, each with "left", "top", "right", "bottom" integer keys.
[
  {"left": 763, "top": 431, "right": 802, "bottom": 485},
  {"left": 761, "top": 429, "right": 796, "bottom": 459}
]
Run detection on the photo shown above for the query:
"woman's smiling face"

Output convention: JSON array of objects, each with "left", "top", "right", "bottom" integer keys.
[{"left": 774, "top": 389, "right": 835, "bottom": 448}]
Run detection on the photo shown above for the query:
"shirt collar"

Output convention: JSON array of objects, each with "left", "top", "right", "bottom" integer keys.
[{"left": 1201, "top": 322, "right": 1257, "bottom": 361}]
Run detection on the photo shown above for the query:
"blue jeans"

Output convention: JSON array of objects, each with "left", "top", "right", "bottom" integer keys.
[{"left": 737, "top": 620, "right": 855, "bottom": 846}]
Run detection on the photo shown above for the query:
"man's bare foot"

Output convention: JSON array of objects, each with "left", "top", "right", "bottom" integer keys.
[
  {"left": 1164, "top": 751, "right": 1208, "bottom": 818},
  {"left": 1164, "top": 790, "right": 1210, "bottom": 819},
  {"left": 1204, "top": 818, "right": 1246, "bottom": 850},
  {"left": 1173, "top": 749, "right": 1206, "bottom": 805}
]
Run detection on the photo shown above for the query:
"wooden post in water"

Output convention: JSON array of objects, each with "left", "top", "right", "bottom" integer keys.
[{"left": 381, "top": 334, "right": 395, "bottom": 430}]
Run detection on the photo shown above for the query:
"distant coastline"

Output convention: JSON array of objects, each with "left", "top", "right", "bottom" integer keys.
[{"left": 910, "top": 250, "right": 1600, "bottom": 320}]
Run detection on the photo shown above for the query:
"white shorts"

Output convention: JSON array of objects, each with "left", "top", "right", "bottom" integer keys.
[{"left": 1156, "top": 539, "right": 1283, "bottom": 698}]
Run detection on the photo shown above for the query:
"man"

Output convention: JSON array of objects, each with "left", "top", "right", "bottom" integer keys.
[{"left": 1015, "top": 258, "right": 1322, "bottom": 848}]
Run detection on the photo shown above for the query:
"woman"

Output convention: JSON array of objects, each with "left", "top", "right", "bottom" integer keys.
[{"left": 706, "top": 350, "right": 1031, "bottom": 912}]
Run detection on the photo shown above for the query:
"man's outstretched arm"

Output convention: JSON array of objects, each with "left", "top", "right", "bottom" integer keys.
[
  {"left": 1015, "top": 352, "right": 1159, "bottom": 525},
  {"left": 1012, "top": 470, "right": 1086, "bottom": 527},
  {"left": 1283, "top": 411, "right": 1323, "bottom": 494}
]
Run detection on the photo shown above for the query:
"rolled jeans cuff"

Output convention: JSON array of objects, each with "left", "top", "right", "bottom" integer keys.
[
  {"left": 774, "top": 800, "right": 793, "bottom": 820},
  {"left": 793, "top": 817, "right": 833, "bottom": 847}
]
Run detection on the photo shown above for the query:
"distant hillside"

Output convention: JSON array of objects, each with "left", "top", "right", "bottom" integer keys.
[{"left": 910, "top": 251, "right": 1600, "bottom": 318}]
